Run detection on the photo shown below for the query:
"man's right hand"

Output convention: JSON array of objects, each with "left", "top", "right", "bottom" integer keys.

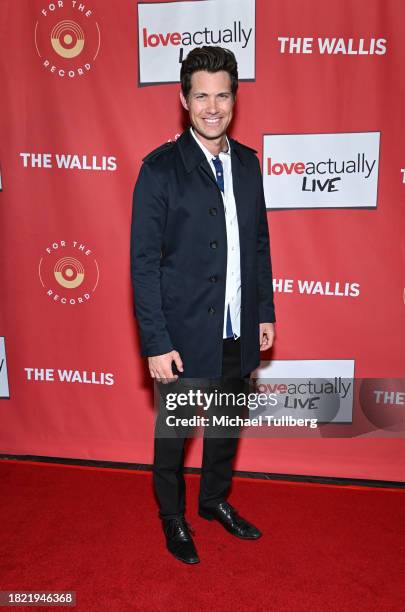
[{"left": 148, "top": 350, "right": 184, "bottom": 384}]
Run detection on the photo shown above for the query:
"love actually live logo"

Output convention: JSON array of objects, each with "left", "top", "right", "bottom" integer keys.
[
  {"left": 266, "top": 153, "right": 375, "bottom": 192},
  {"left": 142, "top": 22, "right": 252, "bottom": 54},
  {"left": 138, "top": 0, "right": 255, "bottom": 84},
  {"left": 263, "top": 132, "right": 380, "bottom": 209}
]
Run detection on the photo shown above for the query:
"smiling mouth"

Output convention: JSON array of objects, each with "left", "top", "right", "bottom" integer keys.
[{"left": 203, "top": 117, "right": 221, "bottom": 125}]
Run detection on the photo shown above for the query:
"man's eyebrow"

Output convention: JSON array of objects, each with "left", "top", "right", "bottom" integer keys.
[{"left": 192, "top": 91, "right": 231, "bottom": 96}]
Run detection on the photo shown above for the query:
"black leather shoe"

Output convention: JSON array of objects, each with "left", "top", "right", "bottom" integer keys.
[
  {"left": 162, "top": 517, "right": 200, "bottom": 564},
  {"left": 199, "top": 502, "right": 262, "bottom": 540}
]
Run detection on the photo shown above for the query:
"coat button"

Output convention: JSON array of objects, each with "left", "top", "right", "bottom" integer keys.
[
  {"left": 208, "top": 306, "right": 216, "bottom": 315},
  {"left": 210, "top": 241, "right": 218, "bottom": 249},
  {"left": 209, "top": 207, "right": 217, "bottom": 216},
  {"left": 209, "top": 275, "right": 218, "bottom": 283}
]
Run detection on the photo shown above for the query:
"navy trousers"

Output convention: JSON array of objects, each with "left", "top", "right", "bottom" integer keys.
[{"left": 153, "top": 338, "right": 248, "bottom": 519}]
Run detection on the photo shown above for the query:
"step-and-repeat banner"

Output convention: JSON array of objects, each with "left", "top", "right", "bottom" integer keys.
[{"left": 1, "top": 0, "right": 404, "bottom": 480}]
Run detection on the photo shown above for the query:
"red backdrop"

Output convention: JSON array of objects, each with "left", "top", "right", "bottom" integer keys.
[{"left": 1, "top": 0, "right": 404, "bottom": 481}]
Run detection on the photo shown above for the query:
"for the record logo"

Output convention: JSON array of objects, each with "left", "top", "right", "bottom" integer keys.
[
  {"left": 38, "top": 240, "right": 99, "bottom": 305},
  {"left": 35, "top": 1, "right": 101, "bottom": 78},
  {"left": 263, "top": 132, "right": 380, "bottom": 209},
  {"left": 0, "top": 337, "right": 10, "bottom": 399},
  {"left": 138, "top": 0, "right": 255, "bottom": 85}
]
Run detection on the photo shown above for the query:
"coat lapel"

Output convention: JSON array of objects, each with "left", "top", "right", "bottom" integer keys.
[
  {"left": 177, "top": 128, "right": 220, "bottom": 190},
  {"left": 176, "top": 128, "right": 252, "bottom": 228}
]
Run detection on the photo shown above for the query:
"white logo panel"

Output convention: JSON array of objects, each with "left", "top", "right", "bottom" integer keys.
[
  {"left": 138, "top": 0, "right": 255, "bottom": 84},
  {"left": 263, "top": 132, "right": 380, "bottom": 209},
  {"left": 0, "top": 337, "right": 10, "bottom": 399},
  {"left": 254, "top": 359, "right": 355, "bottom": 423}
]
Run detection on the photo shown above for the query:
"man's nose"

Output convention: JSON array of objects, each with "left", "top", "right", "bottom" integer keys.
[{"left": 206, "top": 97, "right": 218, "bottom": 114}]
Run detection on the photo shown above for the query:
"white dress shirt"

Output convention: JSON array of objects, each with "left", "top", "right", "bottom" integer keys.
[{"left": 190, "top": 127, "right": 241, "bottom": 339}]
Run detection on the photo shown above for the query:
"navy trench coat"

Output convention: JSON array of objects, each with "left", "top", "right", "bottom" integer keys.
[{"left": 131, "top": 128, "right": 275, "bottom": 378}]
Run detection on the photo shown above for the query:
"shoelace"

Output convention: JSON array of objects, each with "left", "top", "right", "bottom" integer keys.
[
  {"left": 165, "top": 518, "right": 195, "bottom": 538},
  {"left": 221, "top": 502, "right": 237, "bottom": 517}
]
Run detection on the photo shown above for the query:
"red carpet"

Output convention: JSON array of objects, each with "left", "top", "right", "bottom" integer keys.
[{"left": 0, "top": 460, "right": 404, "bottom": 611}]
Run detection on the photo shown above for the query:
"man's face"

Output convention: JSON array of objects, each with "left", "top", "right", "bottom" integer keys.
[{"left": 180, "top": 70, "right": 235, "bottom": 141}]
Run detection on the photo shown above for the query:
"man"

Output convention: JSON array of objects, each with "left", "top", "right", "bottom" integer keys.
[{"left": 131, "top": 46, "right": 275, "bottom": 564}]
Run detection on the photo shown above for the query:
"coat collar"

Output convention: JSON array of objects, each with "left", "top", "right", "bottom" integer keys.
[{"left": 177, "top": 127, "right": 246, "bottom": 173}]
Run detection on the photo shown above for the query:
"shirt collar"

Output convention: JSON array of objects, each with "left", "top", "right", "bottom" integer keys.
[{"left": 190, "top": 127, "right": 230, "bottom": 163}]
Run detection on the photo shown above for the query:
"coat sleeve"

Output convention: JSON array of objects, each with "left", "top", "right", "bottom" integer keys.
[
  {"left": 130, "top": 161, "right": 174, "bottom": 357},
  {"left": 256, "top": 158, "right": 276, "bottom": 323}
]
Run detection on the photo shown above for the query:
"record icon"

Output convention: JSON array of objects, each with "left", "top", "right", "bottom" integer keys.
[
  {"left": 50, "top": 20, "right": 85, "bottom": 58},
  {"left": 54, "top": 257, "right": 85, "bottom": 289}
]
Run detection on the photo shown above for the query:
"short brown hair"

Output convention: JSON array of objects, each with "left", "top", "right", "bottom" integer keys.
[{"left": 180, "top": 46, "right": 238, "bottom": 98}]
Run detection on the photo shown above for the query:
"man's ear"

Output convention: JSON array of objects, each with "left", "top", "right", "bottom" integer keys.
[{"left": 179, "top": 90, "right": 189, "bottom": 111}]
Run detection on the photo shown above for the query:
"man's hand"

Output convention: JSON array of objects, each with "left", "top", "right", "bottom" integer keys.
[
  {"left": 148, "top": 350, "right": 183, "bottom": 384},
  {"left": 259, "top": 323, "right": 275, "bottom": 351}
]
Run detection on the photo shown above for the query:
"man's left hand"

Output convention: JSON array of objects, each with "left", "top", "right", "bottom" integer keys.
[{"left": 259, "top": 322, "right": 275, "bottom": 351}]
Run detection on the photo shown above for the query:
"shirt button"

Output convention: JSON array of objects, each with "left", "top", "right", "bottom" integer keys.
[
  {"left": 209, "top": 275, "right": 218, "bottom": 283},
  {"left": 208, "top": 306, "right": 216, "bottom": 315},
  {"left": 210, "top": 241, "right": 218, "bottom": 249},
  {"left": 209, "top": 208, "right": 217, "bottom": 216}
]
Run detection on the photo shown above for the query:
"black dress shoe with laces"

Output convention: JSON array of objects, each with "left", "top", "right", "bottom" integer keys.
[
  {"left": 162, "top": 517, "right": 200, "bottom": 564},
  {"left": 199, "top": 502, "right": 262, "bottom": 540}
]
